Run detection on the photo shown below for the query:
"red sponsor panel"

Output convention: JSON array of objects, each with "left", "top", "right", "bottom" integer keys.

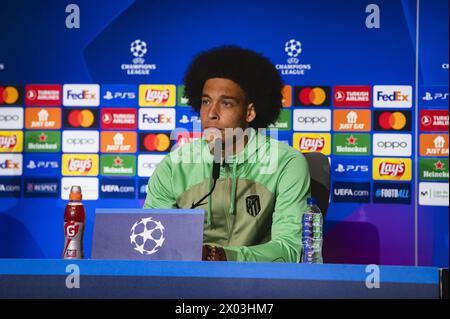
[
  {"left": 333, "top": 86, "right": 371, "bottom": 107},
  {"left": 419, "top": 110, "right": 449, "bottom": 132},
  {"left": 100, "top": 108, "right": 137, "bottom": 130},
  {"left": 25, "top": 84, "right": 62, "bottom": 106}
]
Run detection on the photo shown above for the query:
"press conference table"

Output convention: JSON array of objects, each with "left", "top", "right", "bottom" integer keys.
[{"left": 0, "top": 259, "right": 444, "bottom": 299}]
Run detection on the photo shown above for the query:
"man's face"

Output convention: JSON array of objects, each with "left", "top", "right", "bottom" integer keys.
[{"left": 200, "top": 78, "right": 254, "bottom": 149}]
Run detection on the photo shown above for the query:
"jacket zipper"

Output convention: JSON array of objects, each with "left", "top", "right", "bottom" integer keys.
[{"left": 224, "top": 164, "right": 233, "bottom": 244}]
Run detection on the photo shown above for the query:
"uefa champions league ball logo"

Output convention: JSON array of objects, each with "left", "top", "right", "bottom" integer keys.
[
  {"left": 284, "top": 39, "right": 302, "bottom": 64},
  {"left": 130, "top": 217, "right": 165, "bottom": 255},
  {"left": 130, "top": 39, "right": 147, "bottom": 58}
]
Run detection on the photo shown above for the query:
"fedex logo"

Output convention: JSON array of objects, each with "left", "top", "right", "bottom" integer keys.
[
  {"left": 139, "top": 108, "right": 176, "bottom": 130},
  {"left": 373, "top": 86, "right": 412, "bottom": 108},
  {"left": 63, "top": 84, "right": 100, "bottom": 106}
]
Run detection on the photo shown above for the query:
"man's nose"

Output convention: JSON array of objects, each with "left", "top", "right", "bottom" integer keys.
[{"left": 207, "top": 101, "right": 220, "bottom": 120}]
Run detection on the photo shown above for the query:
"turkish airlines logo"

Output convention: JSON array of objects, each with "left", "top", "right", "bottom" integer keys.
[
  {"left": 25, "top": 84, "right": 61, "bottom": 106},
  {"left": 333, "top": 110, "right": 371, "bottom": 131},
  {"left": 333, "top": 86, "right": 371, "bottom": 107},
  {"left": 101, "top": 108, "right": 137, "bottom": 130},
  {"left": 420, "top": 110, "right": 449, "bottom": 132},
  {"left": 63, "top": 108, "right": 98, "bottom": 129},
  {"left": 139, "top": 85, "right": 176, "bottom": 106},
  {"left": 294, "top": 86, "right": 330, "bottom": 106}
]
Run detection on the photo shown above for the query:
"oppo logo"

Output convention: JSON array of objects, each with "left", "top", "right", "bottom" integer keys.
[
  {"left": 297, "top": 116, "right": 327, "bottom": 124},
  {"left": 141, "top": 162, "right": 158, "bottom": 169},
  {"left": 377, "top": 141, "right": 408, "bottom": 149},
  {"left": 67, "top": 138, "right": 95, "bottom": 145},
  {"left": 0, "top": 115, "right": 19, "bottom": 122}
]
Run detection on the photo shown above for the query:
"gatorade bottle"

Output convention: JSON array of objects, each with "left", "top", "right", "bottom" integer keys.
[
  {"left": 62, "top": 186, "right": 85, "bottom": 259},
  {"left": 301, "top": 197, "right": 323, "bottom": 264}
]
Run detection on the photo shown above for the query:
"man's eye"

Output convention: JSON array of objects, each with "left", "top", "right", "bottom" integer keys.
[
  {"left": 201, "top": 99, "right": 210, "bottom": 105},
  {"left": 222, "top": 100, "right": 234, "bottom": 107}
]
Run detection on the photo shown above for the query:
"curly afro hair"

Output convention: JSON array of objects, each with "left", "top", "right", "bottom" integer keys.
[{"left": 183, "top": 46, "right": 283, "bottom": 129}]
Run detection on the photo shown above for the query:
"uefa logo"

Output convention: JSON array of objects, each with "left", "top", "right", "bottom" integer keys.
[
  {"left": 130, "top": 217, "right": 165, "bottom": 255},
  {"left": 121, "top": 39, "right": 157, "bottom": 75}
]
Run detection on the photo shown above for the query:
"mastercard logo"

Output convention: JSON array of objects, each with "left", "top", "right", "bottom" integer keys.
[
  {"left": 294, "top": 86, "right": 330, "bottom": 106},
  {"left": 0, "top": 86, "right": 20, "bottom": 105},
  {"left": 374, "top": 110, "right": 411, "bottom": 131},
  {"left": 63, "top": 109, "right": 98, "bottom": 129},
  {"left": 140, "top": 133, "right": 172, "bottom": 152}
]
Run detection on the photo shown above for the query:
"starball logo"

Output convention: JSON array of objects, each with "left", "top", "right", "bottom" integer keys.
[
  {"left": 121, "top": 40, "right": 157, "bottom": 76},
  {"left": 275, "top": 39, "right": 312, "bottom": 76}
]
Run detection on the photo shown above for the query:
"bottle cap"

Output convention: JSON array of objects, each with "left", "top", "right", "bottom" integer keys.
[
  {"left": 307, "top": 197, "right": 317, "bottom": 206},
  {"left": 69, "top": 185, "right": 82, "bottom": 201}
]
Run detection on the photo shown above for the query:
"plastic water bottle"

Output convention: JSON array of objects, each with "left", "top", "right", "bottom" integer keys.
[
  {"left": 62, "top": 186, "right": 85, "bottom": 259},
  {"left": 301, "top": 197, "right": 323, "bottom": 264}
]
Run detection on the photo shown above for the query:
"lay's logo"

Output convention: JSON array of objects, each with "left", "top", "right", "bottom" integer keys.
[
  {"left": 0, "top": 131, "right": 23, "bottom": 152},
  {"left": 373, "top": 158, "right": 411, "bottom": 181},
  {"left": 139, "top": 85, "right": 176, "bottom": 106},
  {"left": 62, "top": 154, "right": 98, "bottom": 176},
  {"left": 293, "top": 133, "right": 331, "bottom": 155}
]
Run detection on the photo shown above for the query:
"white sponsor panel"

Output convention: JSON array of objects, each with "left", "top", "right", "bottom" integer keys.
[
  {"left": 0, "top": 154, "right": 23, "bottom": 176},
  {"left": 138, "top": 108, "right": 176, "bottom": 131},
  {"left": 0, "top": 108, "right": 24, "bottom": 129},
  {"left": 293, "top": 109, "right": 331, "bottom": 131},
  {"left": 63, "top": 84, "right": 100, "bottom": 106},
  {"left": 62, "top": 130, "right": 99, "bottom": 153},
  {"left": 138, "top": 154, "right": 165, "bottom": 177},
  {"left": 61, "top": 177, "right": 99, "bottom": 200},
  {"left": 373, "top": 134, "right": 412, "bottom": 156},
  {"left": 373, "top": 85, "right": 412, "bottom": 108},
  {"left": 419, "top": 182, "right": 449, "bottom": 207}
]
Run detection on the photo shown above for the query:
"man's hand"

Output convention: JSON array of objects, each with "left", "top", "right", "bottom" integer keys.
[{"left": 202, "top": 245, "right": 227, "bottom": 261}]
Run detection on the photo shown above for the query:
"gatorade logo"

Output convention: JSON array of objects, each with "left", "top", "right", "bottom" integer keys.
[
  {"left": 0, "top": 86, "right": 20, "bottom": 105},
  {"left": 294, "top": 86, "right": 330, "bottom": 106},
  {"left": 293, "top": 133, "right": 331, "bottom": 155},
  {"left": 139, "top": 85, "right": 176, "bottom": 106},
  {"left": 64, "top": 109, "right": 98, "bottom": 129},
  {"left": 65, "top": 221, "right": 80, "bottom": 237}
]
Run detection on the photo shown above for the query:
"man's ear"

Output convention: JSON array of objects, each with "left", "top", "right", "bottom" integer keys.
[{"left": 246, "top": 103, "right": 256, "bottom": 123}]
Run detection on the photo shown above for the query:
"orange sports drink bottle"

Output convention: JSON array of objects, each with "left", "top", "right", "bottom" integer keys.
[{"left": 62, "top": 186, "right": 85, "bottom": 259}]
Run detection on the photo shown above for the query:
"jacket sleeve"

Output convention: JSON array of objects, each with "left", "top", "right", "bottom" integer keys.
[
  {"left": 223, "top": 153, "right": 311, "bottom": 262},
  {"left": 143, "top": 155, "right": 178, "bottom": 209}
]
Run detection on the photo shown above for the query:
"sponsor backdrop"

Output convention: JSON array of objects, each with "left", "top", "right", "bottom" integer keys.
[{"left": 0, "top": 0, "right": 448, "bottom": 266}]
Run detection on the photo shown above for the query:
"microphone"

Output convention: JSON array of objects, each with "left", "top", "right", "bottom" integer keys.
[{"left": 191, "top": 138, "right": 223, "bottom": 209}]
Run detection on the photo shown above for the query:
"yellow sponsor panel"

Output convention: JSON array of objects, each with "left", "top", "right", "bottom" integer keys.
[
  {"left": 372, "top": 157, "right": 412, "bottom": 181},
  {"left": 139, "top": 85, "right": 176, "bottom": 107},
  {"left": 293, "top": 133, "right": 331, "bottom": 155},
  {"left": 62, "top": 154, "right": 99, "bottom": 176},
  {"left": 0, "top": 131, "right": 23, "bottom": 152}
]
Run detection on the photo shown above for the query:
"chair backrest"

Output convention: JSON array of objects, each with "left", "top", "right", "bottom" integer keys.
[{"left": 302, "top": 152, "right": 330, "bottom": 218}]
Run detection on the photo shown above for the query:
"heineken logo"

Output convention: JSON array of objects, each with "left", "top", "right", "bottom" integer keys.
[
  {"left": 25, "top": 131, "right": 60, "bottom": 152},
  {"left": 420, "top": 158, "right": 449, "bottom": 181},
  {"left": 101, "top": 155, "right": 136, "bottom": 176},
  {"left": 333, "top": 134, "right": 370, "bottom": 155}
]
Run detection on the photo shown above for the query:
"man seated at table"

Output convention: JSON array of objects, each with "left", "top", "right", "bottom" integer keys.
[{"left": 144, "top": 46, "right": 310, "bottom": 262}]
